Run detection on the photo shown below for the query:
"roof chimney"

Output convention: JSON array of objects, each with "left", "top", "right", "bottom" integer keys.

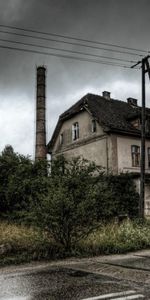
[
  {"left": 127, "top": 97, "right": 138, "bottom": 106},
  {"left": 35, "top": 66, "right": 47, "bottom": 160},
  {"left": 102, "top": 91, "right": 111, "bottom": 100}
]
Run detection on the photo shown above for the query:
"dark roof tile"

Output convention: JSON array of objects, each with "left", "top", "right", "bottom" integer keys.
[{"left": 47, "top": 93, "right": 150, "bottom": 151}]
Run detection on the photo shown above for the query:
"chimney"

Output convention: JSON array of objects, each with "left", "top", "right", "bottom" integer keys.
[
  {"left": 102, "top": 91, "right": 111, "bottom": 100},
  {"left": 127, "top": 97, "right": 138, "bottom": 106},
  {"left": 35, "top": 66, "right": 47, "bottom": 160}
]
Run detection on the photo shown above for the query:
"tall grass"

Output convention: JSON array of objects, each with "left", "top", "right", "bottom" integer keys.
[
  {"left": 0, "top": 220, "right": 150, "bottom": 265},
  {"left": 78, "top": 220, "right": 150, "bottom": 255},
  {"left": 0, "top": 222, "right": 63, "bottom": 265}
]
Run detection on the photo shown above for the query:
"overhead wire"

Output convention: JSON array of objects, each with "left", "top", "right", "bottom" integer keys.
[
  {"left": 0, "top": 29, "right": 144, "bottom": 58},
  {"left": 0, "top": 23, "right": 148, "bottom": 54},
  {"left": 0, "top": 37, "right": 137, "bottom": 64},
  {"left": 0, "top": 44, "right": 136, "bottom": 68}
]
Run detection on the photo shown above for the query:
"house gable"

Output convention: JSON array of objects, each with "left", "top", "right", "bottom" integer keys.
[{"left": 52, "top": 109, "right": 105, "bottom": 154}]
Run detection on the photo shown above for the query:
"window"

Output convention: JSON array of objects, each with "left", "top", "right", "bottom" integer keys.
[
  {"left": 131, "top": 145, "right": 140, "bottom": 167},
  {"left": 131, "top": 118, "right": 140, "bottom": 129},
  {"left": 72, "top": 122, "right": 79, "bottom": 140},
  {"left": 92, "top": 119, "right": 96, "bottom": 133},
  {"left": 60, "top": 133, "right": 63, "bottom": 145},
  {"left": 146, "top": 118, "right": 150, "bottom": 134},
  {"left": 148, "top": 148, "right": 150, "bottom": 168}
]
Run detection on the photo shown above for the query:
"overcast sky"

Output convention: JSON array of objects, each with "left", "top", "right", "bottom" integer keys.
[{"left": 0, "top": 0, "right": 150, "bottom": 157}]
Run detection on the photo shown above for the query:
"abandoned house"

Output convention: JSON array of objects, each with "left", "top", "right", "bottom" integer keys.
[{"left": 47, "top": 91, "right": 150, "bottom": 216}]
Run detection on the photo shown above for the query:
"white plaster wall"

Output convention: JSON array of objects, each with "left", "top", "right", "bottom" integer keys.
[
  {"left": 60, "top": 137, "right": 108, "bottom": 168},
  {"left": 117, "top": 136, "right": 150, "bottom": 173},
  {"left": 53, "top": 110, "right": 104, "bottom": 153}
]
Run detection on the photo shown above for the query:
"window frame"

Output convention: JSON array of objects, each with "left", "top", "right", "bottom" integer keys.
[
  {"left": 72, "top": 122, "right": 79, "bottom": 141},
  {"left": 92, "top": 119, "right": 97, "bottom": 133},
  {"left": 131, "top": 145, "right": 140, "bottom": 167},
  {"left": 59, "top": 133, "right": 64, "bottom": 145},
  {"left": 148, "top": 147, "right": 150, "bottom": 168}
]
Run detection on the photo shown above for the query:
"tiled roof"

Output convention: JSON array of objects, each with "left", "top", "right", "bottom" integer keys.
[{"left": 47, "top": 93, "right": 150, "bottom": 151}]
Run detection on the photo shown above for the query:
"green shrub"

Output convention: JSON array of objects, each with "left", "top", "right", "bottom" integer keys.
[
  {"left": 79, "top": 219, "right": 150, "bottom": 255},
  {"left": 34, "top": 157, "right": 101, "bottom": 251}
]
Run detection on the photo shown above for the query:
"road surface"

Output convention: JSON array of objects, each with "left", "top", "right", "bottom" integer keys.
[{"left": 0, "top": 250, "right": 150, "bottom": 299}]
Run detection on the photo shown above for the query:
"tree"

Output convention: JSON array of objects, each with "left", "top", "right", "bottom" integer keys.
[
  {"left": 35, "top": 156, "right": 102, "bottom": 251},
  {"left": 0, "top": 145, "right": 48, "bottom": 216}
]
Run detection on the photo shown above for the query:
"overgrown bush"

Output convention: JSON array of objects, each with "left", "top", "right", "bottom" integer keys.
[
  {"left": 0, "top": 145, "right": 48, "bottom": 218},
  {"left": 95, "top": 173, "right": 139, "bottom": 220},
  {"left": 34, "top": 157, "right": 102, "bottom": 251},
  {"left": 33, "top": 156, "right": 139, "bottom": 250},
  {"left": 0, "top": 146, "right": 139, "bottom": 251}
]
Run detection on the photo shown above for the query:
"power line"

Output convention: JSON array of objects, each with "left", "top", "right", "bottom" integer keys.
[
  {"left": 0, "top": 44, "right": 135, "bottom": 68},
  {"left": 0, "top": 23, "right": 148, "bottom": 54},
  {"left": 0, "top": 37, "right": 137, "bottom": 64},
  {"left": 0, "top": 29, "right": 143, "bottom": 58}
]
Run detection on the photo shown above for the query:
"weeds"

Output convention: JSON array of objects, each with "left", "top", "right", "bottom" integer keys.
[
  {"left": 78, "top": 219, "right": 150, "bottom": 255},
  {"left": 0, "top": 219, "right": 150, "bottom": 265},
  {"left": 0, "top": 222, "right": 63, "bottom": 265}
]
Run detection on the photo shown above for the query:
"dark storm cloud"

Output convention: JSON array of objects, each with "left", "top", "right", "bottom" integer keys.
[{"left": 0, "top": 0, "right": 149, "bottom": 156}]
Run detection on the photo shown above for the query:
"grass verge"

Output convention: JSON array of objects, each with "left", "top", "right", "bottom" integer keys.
[
  {"left": 0, "top": 220, "right": 150, "bottom": 265},
  {"left": 0, "top": 222, "right": 63, "bottom": 265},
  {"left": 78, "top": 219, "right": 150, "bottom": 255}
]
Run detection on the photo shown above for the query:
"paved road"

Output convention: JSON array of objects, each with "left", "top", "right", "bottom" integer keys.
[{"left": 0, "top": 250, "right": 150, "bottom": 300}]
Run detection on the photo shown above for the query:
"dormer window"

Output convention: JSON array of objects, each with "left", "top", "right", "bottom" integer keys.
[
  {"left": 72, "top": 122, "right": 79, "bottom": 141},
  {"left": 131, "top": 118, "right": 140, "bottom": 129},
  {"left": 92, "top": 119, "right": 96, "bottom": 133}
]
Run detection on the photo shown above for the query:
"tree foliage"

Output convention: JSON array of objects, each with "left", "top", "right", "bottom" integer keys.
[
  {"left": 0, "top": 145, "right": 48, "bottom": 216},
  {"left": 34, "top": 156, "right": 139, "bottom": 250},
  {"left": 35, "top": 157, "right": 102, "bottom": 250},
  {"left": 0, "top": 146, "right": 139, "bottom": 251}
]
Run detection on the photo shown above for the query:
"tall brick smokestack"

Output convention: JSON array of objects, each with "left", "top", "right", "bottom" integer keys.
[{"left": 35, "top": 66, "right": 47, "bottom": 160}]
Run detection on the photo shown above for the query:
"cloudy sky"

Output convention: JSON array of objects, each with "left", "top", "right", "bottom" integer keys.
[{"left": 0, "top": 0, "right": 150, "bottom": 157}]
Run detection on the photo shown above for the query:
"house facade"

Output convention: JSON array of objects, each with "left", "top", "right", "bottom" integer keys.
[{"left": 47, "top": 91, "right": 150, "bottom": 216}]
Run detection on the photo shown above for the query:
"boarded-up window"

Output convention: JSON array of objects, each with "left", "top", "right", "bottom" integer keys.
[{"left": 131, "top": 145, "right": 140, "bottom": 167}]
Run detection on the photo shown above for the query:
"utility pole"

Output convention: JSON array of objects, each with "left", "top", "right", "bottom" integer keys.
[
  {"left": 140, "top": 58, "right": 146, "bottom": 218},
  {"left": 131, "top": 55, "right": 150, "bottom": 218}
]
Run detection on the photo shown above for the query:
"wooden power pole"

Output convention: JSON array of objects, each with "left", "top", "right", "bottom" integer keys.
[{"left": 131, "top": 56, "right": 150, "bottom": 218}]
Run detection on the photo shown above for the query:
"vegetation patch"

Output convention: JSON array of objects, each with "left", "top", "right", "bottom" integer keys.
[
  {"left": 0, "top": 220, "right": 150, "bottom": 265},
  {"left": 0, "top": 146, "right": 148, "bottom": 266},
  {"left": 0, "top": 222, "right": 63, "bottom": 265},
  {"left": 78, "top": 220, "right": 150, "bottom": 255}
]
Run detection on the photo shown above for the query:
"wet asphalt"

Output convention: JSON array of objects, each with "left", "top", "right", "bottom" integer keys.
[{"left": 0, "top": 250, "right": 150, "bottom": 300}]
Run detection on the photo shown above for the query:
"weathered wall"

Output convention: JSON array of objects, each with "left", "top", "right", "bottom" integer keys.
[
  {"left": 59, "top": 137, "right": 108, "bottom": 168},
  {"left": 117, "top": 136, "right": 150, "bottom": 173},
  {"left": 35, "top": 66, "right": 47, "bottom": 160},
  {"left": 134, "top": 178, "right": 150, "bottom": 217},
  {"left": 53, "top": 110, "right": 104, "bottom": 152},
  {"left": 52, "top": 110, "right": 110, "bottom": 169},
  {"left": 117, "top": 135, "right": 150, "bottom": 217}
]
